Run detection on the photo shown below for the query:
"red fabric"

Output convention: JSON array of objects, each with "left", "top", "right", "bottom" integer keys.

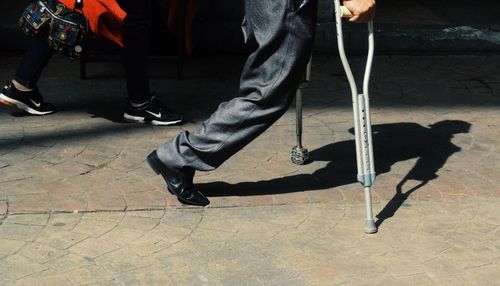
[
  {"left": 58, "top": 0, "right": 197, "bottom": 54},
  {"left": 59, "top": 0, "right": 126, "bottom": 47}
]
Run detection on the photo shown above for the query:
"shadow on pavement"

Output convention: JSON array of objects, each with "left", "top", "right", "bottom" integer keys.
[
  {"left": 86, "top": 102, "right": 129, "bottom": 124},
  {"left": 200, "top": 120, "right": 471, "bottom": 225},
  {"left": 0, "top": 121, "right": 150, "bottom": 152},
  {"left": 374, "top": 120, "right": 471, "bottom": 227}
]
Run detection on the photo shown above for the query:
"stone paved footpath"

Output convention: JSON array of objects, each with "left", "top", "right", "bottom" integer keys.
[{"left": 0, "top": 54, "right": 499, "bottom": 285}]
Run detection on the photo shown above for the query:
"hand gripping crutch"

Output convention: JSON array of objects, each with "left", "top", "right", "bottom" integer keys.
[
  {"left": 335, "top": 0, "right": 377, "bottom": 234},
  {"left": 291, "top": 56, "right": 312, "bottom": 165}
]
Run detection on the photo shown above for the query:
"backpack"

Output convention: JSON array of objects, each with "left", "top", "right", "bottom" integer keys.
[{"left": 19, "top": 0, "right": 89, "bottom": 59}]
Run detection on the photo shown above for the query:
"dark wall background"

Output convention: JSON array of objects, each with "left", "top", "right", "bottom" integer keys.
[{"left": 1, "top": 0, "right": 499, "bottom": 54}]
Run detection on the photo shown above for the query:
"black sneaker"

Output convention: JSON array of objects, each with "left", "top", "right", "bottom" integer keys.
[
  {"left": 123, "top": 97, "right": 183, "bottom": 126},
  {"left": 0, "top": 81, "right": 56, "bottom": 115}
]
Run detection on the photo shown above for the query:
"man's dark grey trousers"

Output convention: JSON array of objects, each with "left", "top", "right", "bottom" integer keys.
[{"left": 157, "top": 0, "right": 318, "bottom": 171}]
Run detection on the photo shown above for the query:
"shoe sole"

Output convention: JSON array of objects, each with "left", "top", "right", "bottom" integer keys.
[
  {"left": 0, "top": 93, "right": 55, "bottom": 116},
  {"left": 146, "top": 153, "right": 208, "bottom": 206},
  {"left": 123, "top": 113, "right": 183, "bottom": 126}
]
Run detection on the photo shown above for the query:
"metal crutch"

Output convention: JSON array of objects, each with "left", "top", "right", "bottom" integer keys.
[
  {"left": 291, "top": 57, "right": 312, "bottom": 165},
  {"left": 335, "top": 0, "right": 377, "bottom": 234}
]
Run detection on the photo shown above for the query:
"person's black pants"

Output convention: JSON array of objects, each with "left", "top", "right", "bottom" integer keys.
[
  {"left": 120, "top": 0, "right": 152, "bottom": 104},
  {"left": 14, "top": 37, "right": 53, "bottom": 89},
  {"left": 157, "top": 0, "right": 318, "bottom": 171}
]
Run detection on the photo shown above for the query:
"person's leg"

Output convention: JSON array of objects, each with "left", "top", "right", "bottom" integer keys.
[
  {"left": 13, "top": 37, "right": 54, "bottom": 89},
  {"left": 0, "top": 37, "right": 56, "bottom": 115},
  {"left": 120, "top": 0, "right": 183, "bottom": 125},
  {"left": 156, "top": 0, "right": 318, "bottom": 171},
  {"left": 121, "top": 0, "right": 152, "bottom": 105}
]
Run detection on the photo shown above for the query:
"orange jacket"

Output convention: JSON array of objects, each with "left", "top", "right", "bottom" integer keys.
[
  {"left": 59, "top": 0, "right": 125, "bottom": 46},
  {"left": 59, "top": 0, "right": 196, "bottom": 54}
]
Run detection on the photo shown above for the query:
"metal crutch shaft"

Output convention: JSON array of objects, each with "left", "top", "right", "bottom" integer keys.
[
  {"left": 334, "top": 0, "right": 377, "bottom": 234},
  {"left": 291, "top": 58, "right": 312, "bottom": 165}
]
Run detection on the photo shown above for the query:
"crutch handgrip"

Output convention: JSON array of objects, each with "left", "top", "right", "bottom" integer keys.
[{"left": 340, "top": 6, "right": 353, "bottom": 18}]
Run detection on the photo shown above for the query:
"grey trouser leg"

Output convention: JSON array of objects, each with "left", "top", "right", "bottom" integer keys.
[{"left": 157, "top": 0, "right": 318, "bottom": 171}]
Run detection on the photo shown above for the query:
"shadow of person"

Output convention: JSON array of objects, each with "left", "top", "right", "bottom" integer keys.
[
  {"left": 199, "top": 120, "right": 471, "bottom": 211},
  {"left": 85, "top": 99, "right": 132, "bottom": 124},
  {"left": 375, "top": 120, "right": 471, "bottom": 227}
]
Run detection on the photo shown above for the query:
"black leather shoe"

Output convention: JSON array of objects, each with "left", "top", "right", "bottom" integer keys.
[{"left": 147, "top": 151, "right": 209, "bottom": 206}]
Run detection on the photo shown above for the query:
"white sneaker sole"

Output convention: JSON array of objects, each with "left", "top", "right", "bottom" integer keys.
[
  {"left": 0, "top": 93, "right": 54, "bottom": 116},
  {"left": 123, "top": 113, "right": 182, "bottom": 126}
]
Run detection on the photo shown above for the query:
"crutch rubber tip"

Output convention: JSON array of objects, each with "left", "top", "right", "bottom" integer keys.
[
  {"left": 291, "top": 146, "right": 309, "bottom": 165},
  {"left": 364, "top": 220, "right": 377, "bottom": 234}
]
